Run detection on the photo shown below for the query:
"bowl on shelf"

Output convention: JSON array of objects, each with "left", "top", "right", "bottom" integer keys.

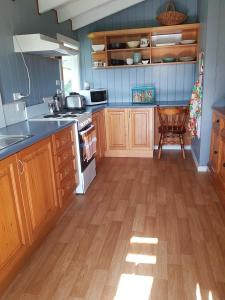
[
  {"left": 180, "top": 40, "right": 196, "bottom": 45},
  {"left": 162, "top": 57, "right": 176, "bottom": 63},
  {"left": 109, "top": 43, "right": 126, "bottom": 49},
  {"left": 92, "top": 44, "right": 105, "bottom": 52},
  {"left": 127, "top": 41, "right": 140, "bottom": 48},
  {"left": 142, "top": 59, "right": 149, "bottom": 65}
]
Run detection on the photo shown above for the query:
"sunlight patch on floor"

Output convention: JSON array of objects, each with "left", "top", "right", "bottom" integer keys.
[
  {"left": 208, "top": 291, "right": 213, "bottom": 300},
  {"left": 196, "top": 284, "right": 202, "bottom": 300},
  {"left": 130, "top": 236, "right": 159, "bottom": 245},
  {"left": 114, "top": 274, "right": 153, "bottom": 300},
  {"left": 126, "top": 254, "right": 157, "bottom": 265}
]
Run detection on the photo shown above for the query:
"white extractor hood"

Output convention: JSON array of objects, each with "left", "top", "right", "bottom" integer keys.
[{"left": 13, "top": 34, "right": 79, "bottom": 57}]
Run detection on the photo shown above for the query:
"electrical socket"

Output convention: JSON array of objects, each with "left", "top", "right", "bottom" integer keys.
[{"left": 13, "top": 93, "right": 24, "bottom": 101}]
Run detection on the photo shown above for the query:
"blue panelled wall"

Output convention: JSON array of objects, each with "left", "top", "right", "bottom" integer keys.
[
  {"left": 0, "top": 0, "right": 72, "bottom": 106},
  {"left": 75, "top": 0, "right": 198, "bottom": 103},
  {"left": 1, "top": 0, "right": 198, "bottom": 106}
]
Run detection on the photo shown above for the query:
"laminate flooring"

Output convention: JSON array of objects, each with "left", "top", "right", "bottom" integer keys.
[{"left": 3, "top": 152, "right": 225, "bottom": 300}]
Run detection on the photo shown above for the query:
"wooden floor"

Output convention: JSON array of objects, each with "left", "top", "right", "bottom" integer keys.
[{"left": 2, "top": 152, "right": 225, "bottom": 300}]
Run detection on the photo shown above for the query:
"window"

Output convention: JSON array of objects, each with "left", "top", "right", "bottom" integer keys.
[{"left": 61, "top": 55, "right": 80, "bottom": 96}]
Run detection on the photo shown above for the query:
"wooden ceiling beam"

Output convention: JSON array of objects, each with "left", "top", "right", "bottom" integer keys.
[
  {"left": 71, "top": 0, "right": 144, "bottom": 30},
  {"left": 57, "top": 0, "right": 112, "bottom": 23},
  {"left": 38, "top": 0, "right": 73, "bottom": 14}
]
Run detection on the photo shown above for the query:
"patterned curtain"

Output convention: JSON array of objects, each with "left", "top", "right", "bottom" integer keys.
[{"left": 188, "top": 52, "right": 204, "bottom": 138}]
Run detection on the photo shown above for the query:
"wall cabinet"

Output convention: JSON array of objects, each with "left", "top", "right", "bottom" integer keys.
[
  {"left": 92, "top": 110, "right": 106, "bottom": 165},
  {"left": 0, "top": 155, "right": 28, "bottom": 295},
  {"left": 17, "top": 137, "right": 58, "bottom": 244},
  {"left": 105, "top": 108, "right": 154, "bottom": 157}
]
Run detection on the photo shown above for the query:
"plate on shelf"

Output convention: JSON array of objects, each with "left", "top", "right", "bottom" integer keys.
[
  {"left": 151, "top": 33, "right": 182, "bottom": 47},
  {"left": 155, "top": 42, "right": 176, "bottom": 47},
  {"left": 179, "top": 56, "right": 196, "bottom": 62},
  {"left": 180, "top": 40, "right": 196, "bottom": 45}
]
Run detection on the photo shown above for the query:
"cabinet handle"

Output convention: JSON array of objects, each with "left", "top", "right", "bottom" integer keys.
[
  {"left": 18, "top": 160, "right": 24, "bottom": 175},
  {"left": 216, "top": 119, "right": 220, "bottom": 123},
  {"left": 214, "top": 151, "right": 218, "bottom": 155},
  {"left": 223, "top": 163, "right": 225, "bottom": 168}
]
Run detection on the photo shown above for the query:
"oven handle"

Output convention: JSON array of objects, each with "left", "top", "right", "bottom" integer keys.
[{"left": 79, "top": 124, "right": 95, "bottom": 135}]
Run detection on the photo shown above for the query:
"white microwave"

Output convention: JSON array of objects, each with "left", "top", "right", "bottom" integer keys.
[{"left": 79, "top": 89, "right": 107, "bottom": 106}]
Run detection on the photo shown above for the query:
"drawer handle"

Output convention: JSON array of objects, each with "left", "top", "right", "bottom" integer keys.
[
  {"left": 216, "top": 119, "right": 220, "bottom": 123},
  {"left": 223, "top": 163, "right": 225, "bottom": 168},
  {"left": 214, "top": 151, "right": 218, "bottom": 155}
]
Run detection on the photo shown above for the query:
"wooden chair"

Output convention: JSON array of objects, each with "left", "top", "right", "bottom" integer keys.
[{"left": 157, "top": 106, "right": 189, "bottom": 159}]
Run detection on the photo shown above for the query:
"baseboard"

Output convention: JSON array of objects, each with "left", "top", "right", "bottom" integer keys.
[
  {"left": 154, "top": 145, "right": 191, "bottom": 150},
  {"left": 191, "top": 149, "right": 208, "bottom": 172}
]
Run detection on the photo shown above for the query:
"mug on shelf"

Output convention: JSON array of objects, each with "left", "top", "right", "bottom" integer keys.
[
  {"left": 126, "top": 58, "right": 134, "bottom": 65},
  {"left": 140, "top": 38, "right": 149, "bottom": 48}
]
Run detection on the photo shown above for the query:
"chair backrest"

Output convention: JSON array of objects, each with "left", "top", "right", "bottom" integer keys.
[{"left": 157, "top": 106, "right": 189, "bottom": 132}]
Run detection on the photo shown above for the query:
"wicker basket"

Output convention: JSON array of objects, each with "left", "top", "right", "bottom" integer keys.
[{"left": 157, "top": 1, "right": 187, "bottom": 26}]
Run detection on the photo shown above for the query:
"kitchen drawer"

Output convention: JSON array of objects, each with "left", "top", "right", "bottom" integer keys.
[
  {"left": 52, "top": 126, "right": 74, "bottom": 153},
  {"left": 56, "top": 162, "right": 76, "bottom": 185},
  {"left": 54, "top": 144, "right": 75, "bottom": 171}
]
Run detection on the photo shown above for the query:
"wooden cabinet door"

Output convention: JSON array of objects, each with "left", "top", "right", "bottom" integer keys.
[
  {"left": 18, "top": 138, "right": 58, "bottom": 243},
  {"left": 0, "top": 155, "right": 27, "bottom": 293},
  {"left": 99, "top": 110, "right": 106, "bottom": 158},
  {"left": 129, "top": 108, "right": 154, "bottom": 151},
  {"left": 219, "top": 131, "right": 225, "bottom": 185},
  {"left": 210, "top": 129, "right": 220, "bottom": 173},
  {"left": 92, "top": 112, "right": 100, "bottom": 164},
  {"left": 105, "top": 109, "right": 129, "bottom": 150},
  {"left": 92, "top": 110, "right": 106, "bottom": 164},
  {"left": 210, "top": 113, "right": 221, "bottom": 173}
]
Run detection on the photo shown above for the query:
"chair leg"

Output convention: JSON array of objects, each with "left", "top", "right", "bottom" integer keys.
[
  {"left": 179, "top": 134, "right": 185, "bottom": 159},
  {"left": 158, "top": 133, "right": 163, "bottom": 159}
]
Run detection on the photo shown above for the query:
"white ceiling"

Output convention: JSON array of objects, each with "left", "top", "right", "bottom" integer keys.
[{"left": 38, "top": 0, "right": 145, "bottom": 30}]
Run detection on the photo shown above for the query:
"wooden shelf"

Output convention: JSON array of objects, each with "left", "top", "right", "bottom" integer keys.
[
  {"left": 89, "top": 23, "right": 200, "bottom": 70},
  {"left": 107, "top": 47, "right": 150, "bottom": 52},
  {"left": 92, "top": 60, "right": 197, "bottom": 69},
  {"left": 151, "top": 43, "right": 197, "bottom": 49},
  {"left": 91, "top": 51, "right": 106, "bottom": 55}
]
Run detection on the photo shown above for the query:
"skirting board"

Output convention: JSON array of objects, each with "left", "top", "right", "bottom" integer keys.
[
  {"left": 154, "top": 145, "right": 191, "bottom": 150},
  {"left": 191, "top": 149, "right": 208, "bottom": 172}
]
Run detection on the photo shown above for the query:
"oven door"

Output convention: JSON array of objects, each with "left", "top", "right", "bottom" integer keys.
[{"left": 79, "top": 124, "right": 97, "bottom": 172}]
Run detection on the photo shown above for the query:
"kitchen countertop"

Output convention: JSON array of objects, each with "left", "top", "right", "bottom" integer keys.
[
  {"left": 86, "top": 100, "right": 189, "bottom": 113},
  {"left": 0, "top": 120, "right": 74, "bottom": 160}
]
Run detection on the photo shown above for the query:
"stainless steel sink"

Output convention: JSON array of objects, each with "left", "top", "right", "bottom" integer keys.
[{"left": 0, "top": 135, "right": 32, "bottom": 150}]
